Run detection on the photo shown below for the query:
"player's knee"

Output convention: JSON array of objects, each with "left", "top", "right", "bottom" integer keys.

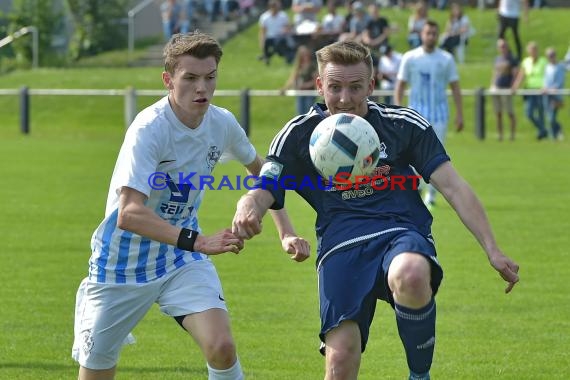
[
  {"left": 203, "top": 336, "right": 237, "bottom": 368},
  {"left": 324, "top": 322, "right": 361, "bottom": 369},
  {"left": 388, "top": 254, "right": 431, "bottom": 298},
  {"left": 326, "top": 344, "right": 360, "bottom": 370}
]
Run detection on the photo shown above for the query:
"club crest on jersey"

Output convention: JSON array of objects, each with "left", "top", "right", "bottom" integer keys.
[
  {"left": 378, "top": 142, "right": 388, "bottom": 159},
  {"left": 206, "top": 146, "right": 221, "bottom": 169},
  {"left": 81, "top": 329, "right": 94, "bottom": 356},
  {"left": 260, "top": 161, "right": 283, "bottom": 180}
]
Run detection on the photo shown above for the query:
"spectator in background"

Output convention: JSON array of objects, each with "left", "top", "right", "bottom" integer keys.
[
  {"left": 543, "top": 47, "right": 566, "bottom": 140},
  {"left": 512, "top": 41, "right": 548, "bottom": 140},
  {"left": 339, "top": 1, "right": 370, "bottom": 43},
  {"left": 282, "top": 45, "right": 318, "bottom": 115},
  {"left": 378, "top": 44, "right": 402, "bottom": 104},
  {"left": 320, "top": 0, "right": 345, "bottom": 36},
  {"left": 291, "top": 0, "right": 323, "bottom": 31},
  {"left": 362, "top": 2, "right": 391, "bottom": 64},
  {"left": 180, "top": 0, "right": 193, "bottom": 34},
  {"left": 439, "top": 2, "right": 472, "bottom": 62},
  {"left": 342, "top": 0, "right": 356, "bottom": 35},
  {"left": 161, "top": 0, "right": 184, "bottom": 41},
  {"left": 258, "top": 0, "right": 295, "bottom": 65},
  {"left": 407, "top": 0, "right": 428, "bottom": 49},
  {"left": 497, "top": 0, "right": 529, "bottom": 60},
  {"left": 395, "top": 20, "right": 464, "bottom": 209},
  {"left": 317, "top": 0, "right": 345, "bottom": 47},
  {"left": 490, "top": 38, "right": 519, "bottom": 141},
  {"left": 564, "top": 45, "right": 570, "bottom": 71}
]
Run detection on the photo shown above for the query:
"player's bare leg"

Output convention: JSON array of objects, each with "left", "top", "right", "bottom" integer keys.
[
  {"left": 496, "top": 111, "right": 504, "bottom": 141},
  {"left": 324, "top": 320, "right": 361, "bottom": 380},
  {"left": 508, "top": 112, "right": 516, "bottom": 141},
  {"left": 78, "top": 366, "right": 115, "bottom": 380},
  {"left": 181, "top": 308, "right": 244, "bottom": 379},
  {"left": 388, "top": 252, "right": 435, "bottom": 380}
]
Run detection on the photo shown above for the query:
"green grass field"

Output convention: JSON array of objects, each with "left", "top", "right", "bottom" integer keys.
[{"left": 0, "top": 6, "right": 569, "bottom": 379}]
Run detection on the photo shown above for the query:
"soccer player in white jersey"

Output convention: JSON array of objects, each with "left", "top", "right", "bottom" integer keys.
[
  {"left": 394, "top": 20, "right": 464, "bottom": 208},
  {"left": 72, "top": 32, "right": 310, "bottom": 380},
  {"left": 232, "top": 40, "right": 518, "bottom": 380}
]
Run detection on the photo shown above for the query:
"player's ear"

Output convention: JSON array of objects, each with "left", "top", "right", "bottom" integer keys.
[
  {"left": 316, "top": 76, "right": 324, "bottom": 95},
  {"left": 368, "top": 76, "right": 375, "bottom": 96},
  {"left": 162, "top": 71, "right": 174, "bottom": 90}
]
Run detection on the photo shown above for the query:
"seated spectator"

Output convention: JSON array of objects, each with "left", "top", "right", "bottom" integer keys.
[
  {"left": 238, "top": 0, "right": 256, "bottom": 16},
  {"left": 203, "top": 0, "right": 216, "bottom": 22},
  {"left": 282, "top": 45, "right": 319, "bottom": 115},
  {"left": 439, "top": 2, "right": 473, "bottom": 63},
  {"left": 342, "top": 0, "right": 356, "bottom": 35},
  {"left": 362, "top": 2, "right": 391, "bottom": 63},
  {"left": 407, "top": 0, "right": 428, "bottom": 48},
  {"left": 258, "top": 0, "right": 295, "bottom": 65},
  {"left": 338, "top": 1, "right": 370, "bottom": 43},
  {"left": 180, "top": 0, "right": 193, "bottom": 34},
  {"left": 316, "top": 0, "right": 345, "bottom": 46},
  {"left": 161, "top": 0, "right": 184, "bottom": 41},
  {"left": 292, "top": 0, "right": 323, "bottom": 31},
  {"left": 320, "top": 0, "right": 345, "bottom": 36},
  {"left": 377, "top": 45, "right": 402, "bottom": 104}
]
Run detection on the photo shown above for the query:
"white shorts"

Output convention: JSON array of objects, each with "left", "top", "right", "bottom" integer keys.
[{"left": 72, "top": 259, "right": 226, "bottom": 370}]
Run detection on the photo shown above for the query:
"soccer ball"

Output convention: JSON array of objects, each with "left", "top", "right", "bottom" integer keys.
[{"left": 309, "top": 113, "right": 381, "bottom": 184}]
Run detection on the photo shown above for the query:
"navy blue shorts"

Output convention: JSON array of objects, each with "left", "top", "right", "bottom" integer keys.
[{"left": 317, "top": 229, "right": 443, "bottom": 352}]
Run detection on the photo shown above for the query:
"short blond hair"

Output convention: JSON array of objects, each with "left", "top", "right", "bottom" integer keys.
[
  {"left": 315, "top": 40, "right": 374, "bottom": 79},
  {"left": 163, "top": 31, "right": 223, "bottom": 74}
]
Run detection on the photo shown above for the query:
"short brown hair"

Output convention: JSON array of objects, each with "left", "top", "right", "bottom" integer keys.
[
  {"left": 315, "top": 40, "right": 374, "bottom": 79},
  {"left": 163, "top": 31, "right": 223, "bottom": 74}
]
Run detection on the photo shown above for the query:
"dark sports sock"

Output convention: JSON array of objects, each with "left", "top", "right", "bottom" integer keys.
[{"left": 394, "top": 298, "right": 436, "bottom": 376}]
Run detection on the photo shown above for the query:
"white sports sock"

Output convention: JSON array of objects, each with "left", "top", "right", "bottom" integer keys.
[{"left": 207, "top": 358, "right": 244, "bottom": 380}]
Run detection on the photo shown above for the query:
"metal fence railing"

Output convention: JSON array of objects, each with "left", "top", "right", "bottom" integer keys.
[
  {"left": 0, "top": 26, "right": 39, "bottom": 69},
  {"left": 1, "top": 87, "right": 568, "bottom": 138}
]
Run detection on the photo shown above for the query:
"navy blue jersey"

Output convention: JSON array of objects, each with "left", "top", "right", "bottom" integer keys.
[{"left": 259, "top": 101, "right": 450, "bottom": 259}]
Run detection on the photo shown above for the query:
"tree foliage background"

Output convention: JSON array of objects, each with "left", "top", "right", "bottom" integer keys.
[{"left": 2, "top": 0, "right": 132, "bottom": 69}]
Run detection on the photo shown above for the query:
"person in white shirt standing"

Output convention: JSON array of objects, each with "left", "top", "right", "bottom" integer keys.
[
  {"left": 394, "top": 20, "right": 464, "bottom": 209},
  {"left": 497, "top": 0, "right": 529, "bottom": 60},
  {"left": 71, "top": 31, "right": 310, "bottom": 380}
]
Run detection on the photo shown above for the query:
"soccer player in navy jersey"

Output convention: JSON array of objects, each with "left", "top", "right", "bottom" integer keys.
[
  {"left": 72, "top": 32, "right": 309, "bottom": 380},
  {"left": 232, "top": 40, "right": 519, "bottom": 380}
]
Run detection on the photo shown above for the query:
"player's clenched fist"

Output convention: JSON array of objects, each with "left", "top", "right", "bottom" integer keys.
[
  {"left": 281, "top": 235, "right": 311, "bottom": 262},
  {"left": 232, "top": 194, "right": 264, "bottom": 240}
]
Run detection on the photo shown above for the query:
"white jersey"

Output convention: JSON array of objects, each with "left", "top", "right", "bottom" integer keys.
[
  {"left": 89, "top": 96, "right": 256, "bottom": 284},
  {"left": 499, "top": 0, "right": 522, "bottom": 18},
  {"left": 397, "top": 47, "right": 458, "bottom": 125}
]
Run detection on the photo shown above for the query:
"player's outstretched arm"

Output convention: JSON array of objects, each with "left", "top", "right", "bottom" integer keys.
[
  {"left": 232, "top": 190, "right": 274, "bottom": 240},
  {"left": 429, "top": 162, "right": 520, "bottom": 293},
  {"left": 242, "top": 155, "right": 310, "bottom": 261},
  {"left": 270, "top": 207, "right": 311, "bottom": 262},
  {"left": 118, "top": 187, "right": 242, "bottom": 255}
]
